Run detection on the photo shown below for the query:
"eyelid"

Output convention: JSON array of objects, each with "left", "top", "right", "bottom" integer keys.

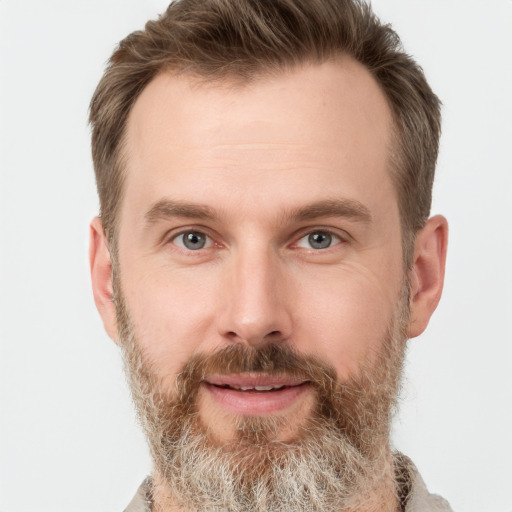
[
  {"left": 160, "top": 224, "right": 350, "bottom": 252},
  {"left": 291, "top": 226, "right": 351, "bottom": 248},
  {"left": 296, "top": 231, "right": 341, "bottom": 250},
  {"left": 162, "top": 225, "right": 219, "bottom": 250},
  {"left": 171, "top": 230, "right": 213, "bottom": 250}
]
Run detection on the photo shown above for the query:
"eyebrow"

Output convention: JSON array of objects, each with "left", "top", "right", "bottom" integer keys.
[
  {"left": 290, "top": 199, "right": 372, "bottom": 224},
  {"left": 145, "top": 200, "right": 216, "bottom": 224},
  {"left": 144, "top": 198, "right": 372, "bottom": 225}
]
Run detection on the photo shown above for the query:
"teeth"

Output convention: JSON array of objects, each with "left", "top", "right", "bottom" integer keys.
[
  {"left": 230, "top": 385, "right": 285, "bottom": 391},
  {"left": 213, "top": 383, "right": 289, "bottom": 391}
]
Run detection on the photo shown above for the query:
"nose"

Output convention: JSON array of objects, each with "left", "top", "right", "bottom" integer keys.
[{"left": 216, "top": 245, "right": 293, "bottom": 347}]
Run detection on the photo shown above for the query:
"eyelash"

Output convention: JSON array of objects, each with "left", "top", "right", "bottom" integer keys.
[
  {"left": 294, "top": 230, "right": 344, "bottom": 250},
  {"left": 167, "top": 227, "right": 347, "bottom": 253},
  {"left": 171, "top": 231, "right": 214, "bottom": 251}
]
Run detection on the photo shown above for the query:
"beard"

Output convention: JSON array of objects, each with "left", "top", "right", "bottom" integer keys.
[{"left": 114, "top": 282, "right": 410, "bottom": 512}]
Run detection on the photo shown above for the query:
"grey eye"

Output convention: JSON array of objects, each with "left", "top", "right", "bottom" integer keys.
[
  {"left": 174, "top": 231, "right": 210, "bottom": 250},
  {"left": 308, "top": 231, "right": 332, "bottom": 249},
  {"left": 296, "top": 230, "right": 341, "bottom": 250}
]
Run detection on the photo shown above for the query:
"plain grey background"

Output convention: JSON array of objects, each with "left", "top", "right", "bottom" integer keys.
[{"left": 1, "top": 1, "right": 511, "bottom": 511}]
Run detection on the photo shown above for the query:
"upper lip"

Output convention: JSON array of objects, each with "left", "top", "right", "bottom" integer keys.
[{"left": 204, "top": 373, "right": 309, "bottom": 390}]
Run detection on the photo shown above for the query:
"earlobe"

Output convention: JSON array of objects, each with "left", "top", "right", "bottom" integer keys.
[
  {"left": 89, "top": 217, "right": 119, "bottom": 342},
  {"left": 407, "top": 215, "right": 448, "bottom": 339}
]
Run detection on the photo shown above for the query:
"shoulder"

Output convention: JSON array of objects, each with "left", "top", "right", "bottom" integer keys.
[
  {"left": 123, "top": 477, "right": 152, "bottom": 512},
  {"left": 395, "top": 453, "right": 454, "bottom": 512}
]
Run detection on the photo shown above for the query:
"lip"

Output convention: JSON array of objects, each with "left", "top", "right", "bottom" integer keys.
[{"left": 203, "top": 373, "right": 310, "bottom": 415}]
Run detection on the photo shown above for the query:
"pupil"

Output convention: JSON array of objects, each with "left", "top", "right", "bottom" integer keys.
[
  {"left": 309, "top": 232, "right": 331, "bottom": 249},
  {"left": 184, "top": 232, "right": 205, "bottom": 249}
]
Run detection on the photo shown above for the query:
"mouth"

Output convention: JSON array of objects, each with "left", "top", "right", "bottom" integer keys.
[{"left": 202, "top": 374, "right": 311, "bottom": 415}]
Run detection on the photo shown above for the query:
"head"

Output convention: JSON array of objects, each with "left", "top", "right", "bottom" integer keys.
[
  {"left": 89, "top": 1, "right": 448, "bottom": 511},
  {"left": 90, "top": 0, "right": 442, "bottom": 266}
]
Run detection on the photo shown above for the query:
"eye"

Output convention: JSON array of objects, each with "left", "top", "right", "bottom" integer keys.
[
  {"left": 172, "top": 231, "right": 212, "bottom": 250},
  {"left": 296, "top": 230, "right": 342, "bottom": 250}
]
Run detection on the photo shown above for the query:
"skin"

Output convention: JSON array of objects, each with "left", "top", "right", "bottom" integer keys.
[{"left": 90, "top": 57, "right": 448, "bottom": 510}]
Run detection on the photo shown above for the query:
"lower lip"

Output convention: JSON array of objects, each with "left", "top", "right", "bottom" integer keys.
[{"left": 203, "top": 382, "right": 310, "bottom": 415}]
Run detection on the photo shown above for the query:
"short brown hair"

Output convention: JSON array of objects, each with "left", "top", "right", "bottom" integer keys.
[{"left": 89, "top": 0, "right": 441, "bottom": 264}]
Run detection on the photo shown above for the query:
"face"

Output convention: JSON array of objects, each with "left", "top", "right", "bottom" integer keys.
[
  {"left": 118, "top": 58, "right": 404, "bottom": 396},
  {"left": 91, "top": 58, "right": 448, "bottom": 511}
]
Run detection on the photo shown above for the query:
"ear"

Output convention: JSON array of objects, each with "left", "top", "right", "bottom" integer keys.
[
  {"left": 89, "top": 217, "right": 119, "bottom": 343},
  {"left": 407, "top": 215, "right": 448, "bottom": 339}
]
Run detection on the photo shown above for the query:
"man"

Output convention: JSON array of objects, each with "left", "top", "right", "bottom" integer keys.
[{"left": 88, "top": 0, "right": 451, "bottom": 510}]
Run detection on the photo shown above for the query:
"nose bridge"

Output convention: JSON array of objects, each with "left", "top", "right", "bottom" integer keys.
[{"left": 218, "top": 240, "right": 292, "bottom": 345}]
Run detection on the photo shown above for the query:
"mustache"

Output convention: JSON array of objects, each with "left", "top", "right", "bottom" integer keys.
[
  {"left": 126, "top": 337, "right": 399, "bottom": 458},
  {"left": 173, "top": 342, "right": 339, "bottom": 403},
  {"left": 142, "top": 341, "right": 386, "bottom": 454}
]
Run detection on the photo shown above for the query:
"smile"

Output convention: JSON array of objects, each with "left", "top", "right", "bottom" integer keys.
[
  {"left": 202, "top": 374, "right": 311, "bottom": 415},
  {"left": 214, "top": 384, "right": 287, "bottom": 391}
]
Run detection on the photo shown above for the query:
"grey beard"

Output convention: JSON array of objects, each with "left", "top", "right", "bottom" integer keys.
[
  {"left": 149, "top": 413, "right": 395, "bottom": 512},
  {"left": 116, "top": 282, "right": 409, "bottom": 512}
]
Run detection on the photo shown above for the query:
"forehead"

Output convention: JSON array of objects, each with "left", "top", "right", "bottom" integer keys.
[{"left": 122, "top": 58, "right": 395, "bottom": 225}]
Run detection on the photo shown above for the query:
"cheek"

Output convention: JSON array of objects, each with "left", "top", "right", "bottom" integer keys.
[
  {"left": 120, "top": 261, "right": 221, "bottom": 375},
  {"left": 291, "top": 264, "right": 400, "bottom": 380}
]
